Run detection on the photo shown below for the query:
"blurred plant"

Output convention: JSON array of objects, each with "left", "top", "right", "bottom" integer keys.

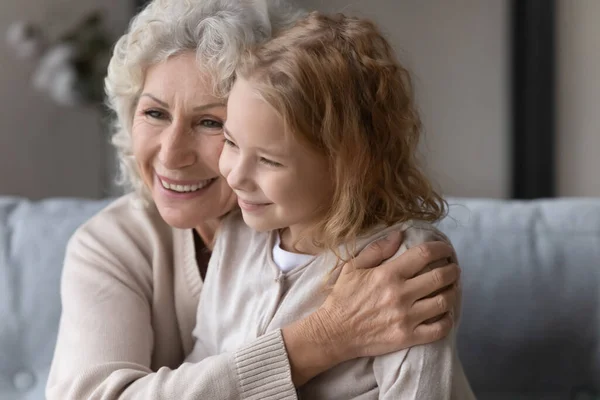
[{"left": 6, "top": 12, "right": 112, "bottom": 107}]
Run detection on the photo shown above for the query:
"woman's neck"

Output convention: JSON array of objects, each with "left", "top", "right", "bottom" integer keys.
[
  {"left": 194, "top": 218, "right": 221, "bottom": 251},
  {"left": 192, "top": 229, "right": 211, "bottom": 281}
]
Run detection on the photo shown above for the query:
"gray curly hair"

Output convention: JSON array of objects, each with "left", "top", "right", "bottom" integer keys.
[{"left": 105, "top": 0, "right": 304, "bottom": 200}]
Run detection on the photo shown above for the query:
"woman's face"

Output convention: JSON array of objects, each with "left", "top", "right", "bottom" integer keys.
[{"left": 132, "top": 52, "right": 237, "bottom": 230}]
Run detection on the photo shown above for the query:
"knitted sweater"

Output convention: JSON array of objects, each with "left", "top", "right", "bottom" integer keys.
[
  {"left": 47, "top": 194, "right": 297, "bottom": 400},
  {"left": 187, "top": 213, "right": 475, "bottom": 399}
]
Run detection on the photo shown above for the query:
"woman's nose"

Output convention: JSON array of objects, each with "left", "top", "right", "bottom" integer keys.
[{"left": 158, "top": 121, "right": 196, "bottom": 169}]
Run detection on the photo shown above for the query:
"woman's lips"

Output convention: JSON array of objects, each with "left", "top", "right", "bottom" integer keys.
[{"left": 155, "top": 175, "right": 217, "bottom": 199}]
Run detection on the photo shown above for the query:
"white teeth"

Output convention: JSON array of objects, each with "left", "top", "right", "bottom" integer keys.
[{"left": 160, "top": 178, "right": 213, "bottom": 193}]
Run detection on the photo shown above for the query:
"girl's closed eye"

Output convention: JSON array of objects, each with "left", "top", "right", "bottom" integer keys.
[
  {"left": 260, "top": 157, "right": 283, "bottom": 167},
  {"left": 223, "top": 138, "right": 237, "bottom": 148}
]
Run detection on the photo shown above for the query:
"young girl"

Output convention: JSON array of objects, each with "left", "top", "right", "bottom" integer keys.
[{"left": 187, "top": 12, "right": 475, "bottom": 399}]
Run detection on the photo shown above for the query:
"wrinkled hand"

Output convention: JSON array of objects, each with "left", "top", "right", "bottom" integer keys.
[{"left": 314, "top": 230, "right": 460, "bottom": 362}]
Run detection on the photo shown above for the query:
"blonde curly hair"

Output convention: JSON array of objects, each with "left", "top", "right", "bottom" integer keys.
[
  {"left": 237, "top": 12, "right": 447, "bottom": 252},
  {"left": 104, "top": 0, "right": 304, "bottom": 201}
]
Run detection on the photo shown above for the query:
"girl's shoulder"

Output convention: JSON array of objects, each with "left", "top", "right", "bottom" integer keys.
[
  {"left": 397, "top": 220, "right": 451, "bottom": 247},
  {"left": 359, "top": 220, "right": 451, "bottom": 250}
]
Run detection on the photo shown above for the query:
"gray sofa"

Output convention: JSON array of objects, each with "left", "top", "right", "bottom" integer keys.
[{"left": 0, "top": 196, "right": 598, "bottom": 400}]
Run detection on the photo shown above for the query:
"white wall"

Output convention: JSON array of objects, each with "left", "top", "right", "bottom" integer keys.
[
  {"left": 4, "top": 1, "right": 597, "bottom": 199},
  {"left": 297, "top": 0, "right": 511, "bottom": 198},
  {"left": 2, "top": 0, "right": 516, "bottom": 199},
  {"left": 557, "top": 0, "right": 600, "bottom": 197},
  {"left": 0, "top": 0, "right": 132, "bottom": 199}
]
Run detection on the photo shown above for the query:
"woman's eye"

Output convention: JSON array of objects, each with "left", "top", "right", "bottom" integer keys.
[
  {"left": 260, "top": 157, "right": 283, "bottom": 167},
  {"left": 199, "top": 119, "right": 223, "bottom": 129},
  {"left": 143, "top": 109, "right": 167, "bottom": 120}
]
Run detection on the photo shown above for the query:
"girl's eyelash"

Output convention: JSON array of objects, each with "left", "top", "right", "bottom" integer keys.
[
  {"left": 223, "top": 138, "right": 282, "bottom": 167},
  {"left": 260, "top": 158, "right": 282, "bottom": 167}
]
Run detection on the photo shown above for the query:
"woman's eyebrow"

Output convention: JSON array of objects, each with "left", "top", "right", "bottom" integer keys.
[
  {"left": 140, "top": 93, "right": 168, "bottom": 107},
  {"left": 140, "top": 93, "right": 224, "bottom": 112},
  {"left": 193, "top": 102, "right": 226, "bottom": 112}
]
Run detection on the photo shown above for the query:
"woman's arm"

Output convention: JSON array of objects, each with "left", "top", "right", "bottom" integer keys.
[
  {"left": 48, "top": 225, "right": 458, "bottom": 399},
  {"left": 282, "top": 230, "right": 460, "bottom": 386},
  {"left": 47, "top": 227, "right": 300, "bottom": 400}
]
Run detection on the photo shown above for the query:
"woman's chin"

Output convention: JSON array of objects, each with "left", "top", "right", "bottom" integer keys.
[
  {"left": 150, "top": 180, "right": 232, "bottom": 228},
  {"left": 155, "top": 198, "right": 238, "bottom": 230},
  {"left": 158, "top": 208, "right": 200, "bottom": 230},
  {"left": 152, "top": 198, "right": 205, "bottom": 228}
]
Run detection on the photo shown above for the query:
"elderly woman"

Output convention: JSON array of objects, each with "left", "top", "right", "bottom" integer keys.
[{"left": 46, "top": 1, "right": 461, "bottom": 399}]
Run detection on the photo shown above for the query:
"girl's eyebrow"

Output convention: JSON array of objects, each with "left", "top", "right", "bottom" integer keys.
[
  {"left": 223, "top": 125, "right": 235, "bottom": 138},
  {"left": 223, "top": 125, "right": 288, "bottom": 158}
]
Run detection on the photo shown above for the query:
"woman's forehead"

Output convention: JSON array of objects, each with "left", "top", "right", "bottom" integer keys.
[{"left": 141, "top": 54, "right": 224, "bottom": 107}]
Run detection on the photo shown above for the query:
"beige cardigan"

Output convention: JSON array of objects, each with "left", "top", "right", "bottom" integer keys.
[
  {"left": 46, "top": 194, "right": 297, "bottom": 399},
  {"left": 187, "top": 213, "right": 476, "bottom": 399}
]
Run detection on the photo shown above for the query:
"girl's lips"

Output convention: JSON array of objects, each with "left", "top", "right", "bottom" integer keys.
[{"left": 238, "top": 198, "right": 272, "bottom": 212}]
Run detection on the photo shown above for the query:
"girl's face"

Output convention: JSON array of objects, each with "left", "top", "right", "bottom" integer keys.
[
  {"left": 132, "top": 52, "right": 237, "bottom": 232},
  {"left": 220, "top": 78, "right": 333, "bottom": 252}
]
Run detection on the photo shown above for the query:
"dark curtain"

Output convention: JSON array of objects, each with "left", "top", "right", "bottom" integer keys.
[{"left": 511, "top": 0, "right": 556, "bottom": 199}]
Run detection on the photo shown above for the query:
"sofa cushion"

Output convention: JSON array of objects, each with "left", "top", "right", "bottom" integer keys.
[
  {"left": 439, "top": 198, "right": 600, "bottom": 398},
  {"left": 0, "top": 197, "right": 110, "bottom": 400},
  {"left": 1, "top": 196, "right": 599, "bottom": 399}
]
